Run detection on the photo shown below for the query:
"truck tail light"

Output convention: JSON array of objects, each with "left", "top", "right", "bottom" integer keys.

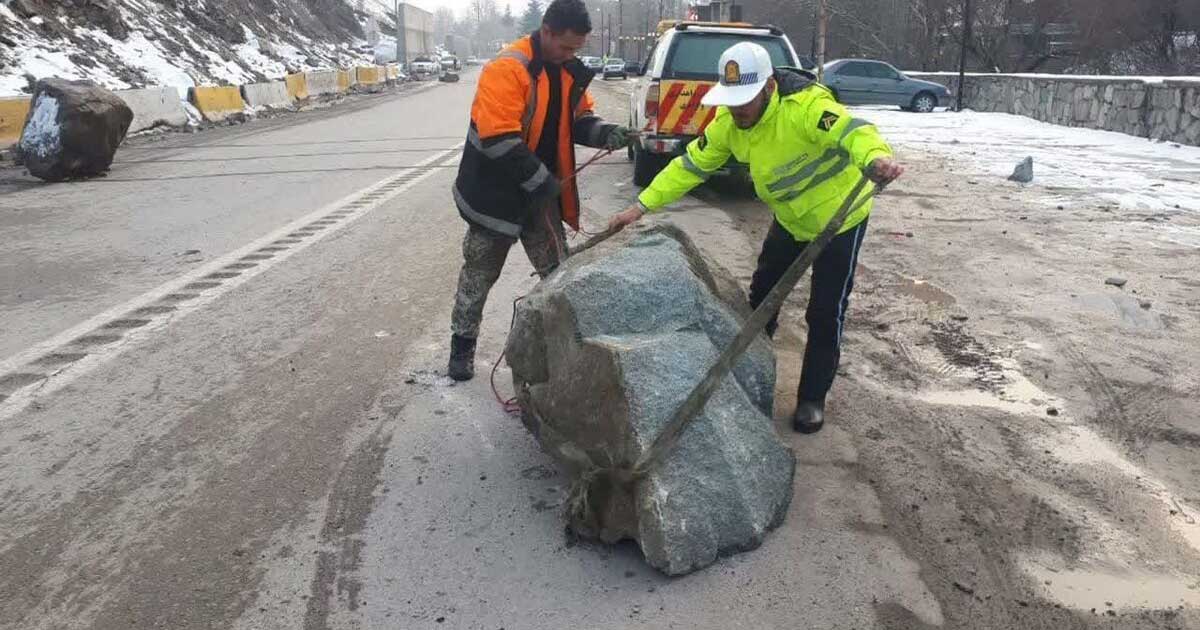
[{"left": 645, "top": 83, "right": 659, "bottom": 126}]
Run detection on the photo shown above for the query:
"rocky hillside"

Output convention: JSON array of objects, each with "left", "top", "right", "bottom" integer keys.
[{"left": 0, "top": 0, "right": 380, "bottom": 97}]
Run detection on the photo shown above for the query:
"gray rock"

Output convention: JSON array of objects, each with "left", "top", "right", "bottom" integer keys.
[
  {"left": 1008, "top": 156, "right": 1034, "bottom": 183},
  {"left": 506, "top": 223, "right": 794, "bottom": 576},
  {"left": 17, "top": 78, "right": 133, "bottom": 182},
  {"left": 1105, "top": 277, "right": 1128, "bottom": 288}
]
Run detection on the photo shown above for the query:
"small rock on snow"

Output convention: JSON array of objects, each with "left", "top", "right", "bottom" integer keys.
[
  {"left": 1008, "top": 156, "right": 1034, "bottom": 183},
  {"left": 1104, "top": 277, "right": 1128, "bottom": 288}
]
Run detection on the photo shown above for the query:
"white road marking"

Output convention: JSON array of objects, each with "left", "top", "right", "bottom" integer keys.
[{"left": 0, "top": 144, "right": 462, "bottom": 423}]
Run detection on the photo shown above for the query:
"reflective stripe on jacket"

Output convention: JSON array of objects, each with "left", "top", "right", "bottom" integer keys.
[
  {"left": 454, "top": 33, "right": 615, "bottom": 237},
  {"left": 638, "top": 68, "right": 893, "bottom": 241}
]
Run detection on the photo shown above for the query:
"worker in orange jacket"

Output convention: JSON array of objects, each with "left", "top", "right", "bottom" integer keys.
[{"left": 448, "top": 0, "right": 633, "bottom": 381}]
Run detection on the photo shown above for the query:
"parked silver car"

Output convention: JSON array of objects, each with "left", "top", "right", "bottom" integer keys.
[
  {"left": 822, "top": 59, "right": 952, "bottom": 112},
  {"left": 602, "top": 58, "right": 627, "bottom": 79},
  {"left": 580, "top": 56, "right": 604, "bottom": 71}
]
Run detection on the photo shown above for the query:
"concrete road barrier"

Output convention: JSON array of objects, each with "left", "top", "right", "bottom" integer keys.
[
  {"left": 356, "top": 66, "right": 387, "bottom": 92},
  {"left": 285, "top": 73, "right": 309, "bottom": 101},
  {"left": 357, "top": 66, "right": 385, "bottom": 85},
  {"left": 0, "top": 96, "right": 32, "bottom": 148},
  {"left": 116, "top": 87, "right": 188, "bottom": 133},
  {"left": 336, "top": 70, "right": 352, "bottom": 93},
  {"left": 190, "top": 86, "right": 246, "bottom": 122},
  {"left": 305, "top": 70, "right": 339, "bottom": 96},
  {"left": 241, "top": 81, "right": 293, "bottom": 110}
]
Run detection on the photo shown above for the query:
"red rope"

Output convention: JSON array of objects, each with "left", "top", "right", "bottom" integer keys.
[
  {"left": 491, "top": 124, "right": 653, "bottom": 413},
  {"left": 490, "top": 295, "right": 526, "bottom": 415}
]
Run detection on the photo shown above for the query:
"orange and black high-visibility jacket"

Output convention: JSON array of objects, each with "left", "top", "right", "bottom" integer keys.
[{"left": 453, "top": 32, "right": 616, "bottom": 237}]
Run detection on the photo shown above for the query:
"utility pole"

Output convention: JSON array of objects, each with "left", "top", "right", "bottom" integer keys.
[
  {"left": 608, "top": 14, "right": 614, "bottom": 56},
  {"left": 816, "top": 0, "right": 828, "bottom": 82},
  {"left": 617, "top": 0, "right": 623, "bottom": 58},
  {"left": 956, "top": 0, "right": 972, "bottom": 111}
]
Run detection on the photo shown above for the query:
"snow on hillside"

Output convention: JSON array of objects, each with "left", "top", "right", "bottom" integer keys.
[{"left": 0, "top": 0, "right": 377, "bottom": 97}]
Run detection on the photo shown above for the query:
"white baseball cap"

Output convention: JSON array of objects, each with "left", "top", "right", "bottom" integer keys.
[{"left": 701, "top": 42, "right": 774, "bottom": 107}]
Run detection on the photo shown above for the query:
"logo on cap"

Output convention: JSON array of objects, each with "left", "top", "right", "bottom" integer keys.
[{"left": 724, "top": 60, "right": 740, "bottom": 85}]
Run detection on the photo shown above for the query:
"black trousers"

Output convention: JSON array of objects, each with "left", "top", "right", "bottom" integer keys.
[{"left": 748, "top": 217, "right": 869, "bottom": 404}]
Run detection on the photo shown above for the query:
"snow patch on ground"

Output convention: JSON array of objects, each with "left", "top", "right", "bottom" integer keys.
[
  {"left": 857, "top": 106, "right": 1200, "bottom": 246},
  {"left": 18, "top": 95, "right": 62, "bottom": 159},
  {"left": 235, "top": 26, "right": 289, "bottom": 82},
  {"left": 84, "top": 29, "right": 196, "bottom": 98},
  {"left": 905, "top": 71, "right": 1200, "bottom": 84},
  {"left": 0, "top": 1, "right": 372, "bottom": 97}
]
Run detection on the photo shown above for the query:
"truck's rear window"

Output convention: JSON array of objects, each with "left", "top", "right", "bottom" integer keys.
[{"left": 663, "top": 33, "right": 794, "bottom": 80}]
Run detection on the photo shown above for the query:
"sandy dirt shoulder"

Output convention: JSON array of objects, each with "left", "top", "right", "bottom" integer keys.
[{"left": 584, "top": 77, "right": 1200, "bottom": 629}]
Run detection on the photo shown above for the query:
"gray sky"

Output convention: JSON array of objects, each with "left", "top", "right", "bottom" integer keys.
[{"left": 400, "top": 0, "right": 518, "bottom": 18}]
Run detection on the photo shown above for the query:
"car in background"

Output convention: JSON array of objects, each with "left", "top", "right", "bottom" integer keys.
[
  {"left": 602, "top": 58, "right": 628, "bottom": 79},
  {"left": 409, "top": 55, "right": 440, "bottom": 78},
  {"left": 822, "top": 59, "right": 951, "bottom": 112},
  {"left": 466, "top": 56, "right": 480, "bottom": 65},
  {"left": 628, "top": 21, "right": 802, "bottom": 186},
  {"left": 440, "top": 55, "right": 460, "bottom": 71},
  {"left": 580, "top": 56, "right": 604, "bottom": 71},
  {"left": 624, "top": 59, "right": 642, "bottom": 74}
]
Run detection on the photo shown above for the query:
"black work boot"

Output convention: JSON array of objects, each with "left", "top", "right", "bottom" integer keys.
[
  {"left": 448, "top": 334, "right": 477, "bottom": 382},
  {"left": 792, "top": 399, "right": 825, "bottom": 434}
]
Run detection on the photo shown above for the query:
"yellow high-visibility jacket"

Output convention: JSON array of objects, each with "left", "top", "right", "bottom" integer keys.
[{"left": 638, "top": 68, "right": 893, "bottom": 241}]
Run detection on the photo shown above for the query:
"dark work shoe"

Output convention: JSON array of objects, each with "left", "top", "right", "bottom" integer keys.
[
  {"left": 448, "top": 334, "right": 477, "bottom": 382},
  {"left": 792, "top": 400, "right": 825, "bottom": 434}
]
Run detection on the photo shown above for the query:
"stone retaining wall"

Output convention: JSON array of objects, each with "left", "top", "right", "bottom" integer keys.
[{"left": 908, "top": 72, "right": 1200, "bottom": 146}]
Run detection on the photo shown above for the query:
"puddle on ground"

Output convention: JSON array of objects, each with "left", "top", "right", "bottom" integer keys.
[
  {"left": 915, "top": 356, "right": 1060, "bottom": 418},
  {"left": 1023, "top": 555, "right": 1200, "bottom": 611},
  {"left": 1035, "top": 424, "right": 1200, "bottom": 554},
  {"left": 911, "top": 330, "right": 1200, "bottom": 556},
  {"left": 890, "top": 276, "right": 956, "bottom": 307},
  {"left": 1074, "top": 293, "right": 1163, "bottom": 330}
]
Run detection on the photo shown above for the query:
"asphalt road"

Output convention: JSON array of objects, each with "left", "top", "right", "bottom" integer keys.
[{"left": 1, "top": 71, "right": 1197, "bottom": 630}]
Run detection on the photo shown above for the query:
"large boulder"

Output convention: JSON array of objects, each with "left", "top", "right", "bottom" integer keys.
[
  {"left": 506, "top": 223, "right": 795, "bottom": 576},
  {"left": 18, "top": 78, "right": 133, "bottom": 182}
]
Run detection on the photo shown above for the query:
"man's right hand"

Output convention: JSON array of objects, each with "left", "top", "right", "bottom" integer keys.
[
  {"left": 607, "top": 203, "right": 645, "bottom": 233},
  {"left": 603, "top": 126, "right": 637, "bottom": 150},
  {"left": 866, "top": 157, "right": 904, "bottom": 187}
]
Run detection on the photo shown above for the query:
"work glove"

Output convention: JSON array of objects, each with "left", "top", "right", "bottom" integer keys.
[{"left": 603, "top": 125, "right": 636, "bottom": 150}]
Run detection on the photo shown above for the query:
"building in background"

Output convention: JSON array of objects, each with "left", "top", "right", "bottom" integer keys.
[{"left": 687, "top": 0, "right": 742, "bottom": 23}]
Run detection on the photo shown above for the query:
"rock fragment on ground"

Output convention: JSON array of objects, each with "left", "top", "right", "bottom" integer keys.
[
  {"left": 1008, "top": 156, "right": 1034, "bottom": 183},
  {"left": 505, "top": 223, "right": 794, "bottom": 576}
]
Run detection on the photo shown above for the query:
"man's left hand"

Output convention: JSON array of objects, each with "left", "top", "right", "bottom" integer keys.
[
  {"left": 603, "top": 126, "right": 636, "bottom": 150},
  {"left": 866, "top": 157, "right": 905, "bottom": 187}
]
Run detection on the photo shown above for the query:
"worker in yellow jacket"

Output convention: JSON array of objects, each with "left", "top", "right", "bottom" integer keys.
[{"left": 609, "top": 42, "right": 904, "bottom": 434}]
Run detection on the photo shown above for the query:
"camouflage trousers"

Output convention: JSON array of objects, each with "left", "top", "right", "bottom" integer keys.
[{"left": 450, "top": 205, "right": 568, "bottom": 339}]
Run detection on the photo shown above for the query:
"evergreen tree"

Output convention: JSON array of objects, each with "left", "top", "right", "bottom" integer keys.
[{"left": 518, "top": 0, "right": 543, "bottom": 35}]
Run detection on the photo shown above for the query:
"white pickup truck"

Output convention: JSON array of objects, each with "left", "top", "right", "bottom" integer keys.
[{"left": 628, "top": 21, "right": 802, "bottom": 186}]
